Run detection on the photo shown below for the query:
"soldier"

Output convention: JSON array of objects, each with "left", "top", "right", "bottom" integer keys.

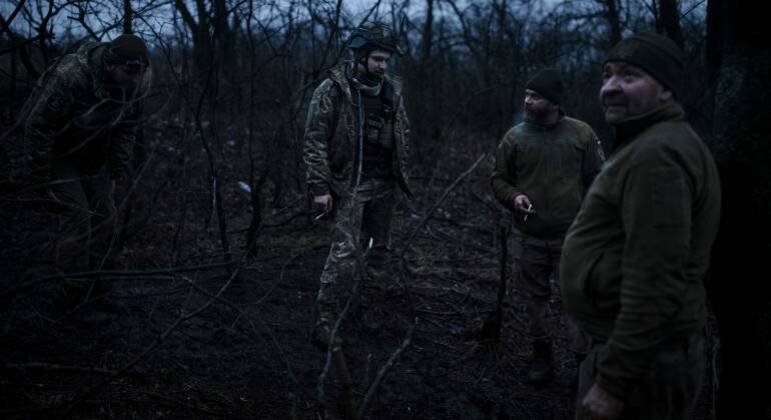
[
  {"left": 303, "top": 21, "right": 412, "bottom": 347},
  {"left": 491, "top": 68, "right": 604, "bottom": 383},
  {"left": 9, "top": 34, "right": 150, "bottom": 310},
  {"left": 560, "top": 32, "right": 721, "bottom": 420}
]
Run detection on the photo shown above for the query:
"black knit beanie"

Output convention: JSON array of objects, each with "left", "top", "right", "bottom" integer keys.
[
  {"left": 105, "top": 34, "right": 149, "bottom": 66},
  {"left": 525, "top": 68, "right": 563, "bottom": 105},
  {"left": 603, "top": 31, "right": 684, "bottom": 99}
]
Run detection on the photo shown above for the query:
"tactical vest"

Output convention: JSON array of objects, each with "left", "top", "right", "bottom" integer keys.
[{"left": 357, "top": 84, "right": 395, "bottom": 180}]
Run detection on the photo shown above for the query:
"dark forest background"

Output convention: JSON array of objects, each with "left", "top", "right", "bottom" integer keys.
[{"left": 1, "top": 0, "right": 769, "bottom": 418}]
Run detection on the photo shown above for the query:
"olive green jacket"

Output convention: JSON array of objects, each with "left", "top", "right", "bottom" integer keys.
[
  {"left": 15, "top": 42, "right": 146, "bottom": 180},
  {"left": 491, "top": 116, "right": 604, "bottom": 239},
  {"left": 560, "top": 104, "right": 721, "bottom": 398},
  {"left": 303, "top": 64, "right": 412, "bottom": 199}
]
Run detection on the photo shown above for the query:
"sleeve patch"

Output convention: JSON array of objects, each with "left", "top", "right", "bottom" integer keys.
[{"left": 46, "top": 95, "right": 65, "bottom": 113}]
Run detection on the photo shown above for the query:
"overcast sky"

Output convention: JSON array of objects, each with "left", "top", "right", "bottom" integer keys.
[{"left": 2, "top": 0, "right": 707, "bottom": 41}]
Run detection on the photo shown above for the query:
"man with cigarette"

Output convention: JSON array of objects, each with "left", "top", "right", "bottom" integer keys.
[
  {"left": 561, "top": 32, "right": 721, "bottom": 419},
  {"left": 491, "top": 68, "right": 605, "bottom": 383}
]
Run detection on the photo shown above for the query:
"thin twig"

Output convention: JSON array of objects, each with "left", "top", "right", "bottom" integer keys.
[
  {"left": 2, "top": 262, "right": 234, "bottom": 298},
  {"left": 2, "top": 362, "right": 117, "bottom": 376},
  {"left": 53, "top": 261, "right": 242, "bottom": 417},
  {"left": 400, "top": 153, "right": 487, "bottom": 258},
  {"left": 357, "top": 318, "right": 416, "bottom": 419}
]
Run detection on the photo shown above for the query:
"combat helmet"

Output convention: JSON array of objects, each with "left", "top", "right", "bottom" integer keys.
[{"left": 347, "top": 21, "right": 401, "bottom": 55}]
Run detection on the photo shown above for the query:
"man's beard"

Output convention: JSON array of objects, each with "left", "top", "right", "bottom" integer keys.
[
  {"left": 362, "top": 69, "right": 383, "bottom": 85},
  {"left": 524, "top": 105, "right": 549, "bottom": 123}
]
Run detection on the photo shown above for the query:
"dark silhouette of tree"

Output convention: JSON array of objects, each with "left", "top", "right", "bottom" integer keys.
[{"left": 706, "top": 0, "right": 771, "bottom": 418}]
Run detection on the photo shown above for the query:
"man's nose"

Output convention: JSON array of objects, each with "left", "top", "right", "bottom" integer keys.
[{"left": 601, "top": 75, "right": 621, "bottom": 94}]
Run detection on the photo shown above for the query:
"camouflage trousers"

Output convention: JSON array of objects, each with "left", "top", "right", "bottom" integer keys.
[
  {"left": 49, "top": 160, "right": 119, "bottom": 274},
  {"left": 575, "top": 333, "right": 704, "bottom": 420},
  {"left": 513, "top": 229, "right": 587, "bottom": 353},
  {"left": 316, "top": 180, "right": 396, "bottom": 323}
]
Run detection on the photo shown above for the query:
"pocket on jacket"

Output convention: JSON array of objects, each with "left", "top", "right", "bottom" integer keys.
[
  {"left": 588, "top": 247, "right": 622, "bottom": 313},
  {"left": 561, "top": 250, "right": 603, "bottom": 314}
]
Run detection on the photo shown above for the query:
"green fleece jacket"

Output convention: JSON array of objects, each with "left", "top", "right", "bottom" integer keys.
[
  {"left": 560, "top": 103, "right": 721, "bottom": 399},
  {"left": 491, "top": 116, "right": 604, "bottom": 239}
]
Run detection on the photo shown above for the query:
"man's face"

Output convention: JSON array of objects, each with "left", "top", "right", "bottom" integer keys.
[
  {"left": 365, "top": 49, "right": 391, "bottom": 79},
  {"left": 107, "top": 63, "right": 145, "bottom": 87},
  {"left": 599, "top": 61, "right": 672, "bottom": 124},
  {"left": 523, "top": 89, "right": 556, "bottom": 121}
]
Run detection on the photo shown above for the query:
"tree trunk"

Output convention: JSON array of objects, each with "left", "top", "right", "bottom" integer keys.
[
  {"left": 123, "top": 0, "right": 133, "bottom": 34},
  {"left": 419, "top": 0, "right": 434, "bottom": 65},
  {"left": 659, "top": 0, "right": 683, "bottom": 48},
  {"left": 706, "top": 1, "right": 771, "bottom": 418},
  {"left": 601, "top": 0, "right": 622, "bottom": 48}
]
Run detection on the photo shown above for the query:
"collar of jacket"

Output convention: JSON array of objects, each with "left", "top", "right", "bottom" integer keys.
[
  {"left": 77, "top": 42, "right": 110, "bottom": 100},
  {"left": 611, "top": 103, "right": 685, "bottom": 152},
  {"left": 328, "top": 63, "right": 403, "bottom": 103},
  {"left": 523, "top": 111, "right": 565, "bottom": 132},
  {"left": 350, "top": 75, "right": 382, "bottom": 96}
]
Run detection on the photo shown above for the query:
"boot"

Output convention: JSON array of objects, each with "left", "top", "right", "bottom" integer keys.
[{"left": 526, "top": 339, "right": 553, "bottom": 384}]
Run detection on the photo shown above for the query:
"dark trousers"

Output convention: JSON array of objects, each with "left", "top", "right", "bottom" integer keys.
[
  {"left": 513, "top": 229, "right": 586, "bottom": 352},
  {"left": 575, "top": 333, "right": 705, "bottom": 420}
]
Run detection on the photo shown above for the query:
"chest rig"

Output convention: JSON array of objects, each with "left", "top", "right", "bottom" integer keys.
[{"left": 356, "top": 82, "right": 395, "bottom": 180}]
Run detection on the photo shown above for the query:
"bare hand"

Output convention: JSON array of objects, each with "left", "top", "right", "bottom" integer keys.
[
  {"left": 514, "top": 194, "right": 534, "bottom": 213},
  {"left": 581, "top": 383, "right": 624, "bottom": 420},
  {"left": 313, "top": 194, "right": 334, "bottom": 213}
]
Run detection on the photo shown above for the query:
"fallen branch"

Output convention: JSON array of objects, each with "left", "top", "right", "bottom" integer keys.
[
  {"left": 2, "top": 363, "right": 117, "bottom": 376},
  {"left": 1, "top": 262, "right": 235, "bottom": 298}
]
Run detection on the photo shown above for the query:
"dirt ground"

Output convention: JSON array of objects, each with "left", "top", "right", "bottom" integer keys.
[{"left": 0, "top": 126, "right": 718, "bottom": 419}]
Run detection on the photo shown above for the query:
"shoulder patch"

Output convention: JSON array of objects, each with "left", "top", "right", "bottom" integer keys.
[{"left": 47, "top": 95, "right": 65, "bottom": 113}]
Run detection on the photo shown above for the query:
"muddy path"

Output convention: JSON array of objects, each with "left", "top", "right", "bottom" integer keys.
[{"left": 0, "top": 129, "right": 716, "bottom": 419}]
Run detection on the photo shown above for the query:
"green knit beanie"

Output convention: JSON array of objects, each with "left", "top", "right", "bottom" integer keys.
[
  {"left": 525, "top": 68, "right": 563, "bottom": 105},
  {"left": 603, "top": 31, "right": 684, "bottom": 99}
]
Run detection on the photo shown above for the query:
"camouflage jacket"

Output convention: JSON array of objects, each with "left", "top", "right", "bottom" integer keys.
[
  {"left": 15, "top": 42, "right": 147, "bottom": 180},
  {"left": 303, "top": 64, "right": 412, "bottom": 199}
]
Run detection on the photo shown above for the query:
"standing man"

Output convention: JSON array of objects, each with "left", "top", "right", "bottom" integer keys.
[
  {"left": 303, "top": 21, "right": 412, "bottom": 347},
  {"left": 491, "top": 68, "right": 604, "bottom": 383},
  {"left": 8, "top": 34, "right": 150, "bottom": 307},
  {"left": 560, "top": 32, "right": 721, "bottom": 420}
]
